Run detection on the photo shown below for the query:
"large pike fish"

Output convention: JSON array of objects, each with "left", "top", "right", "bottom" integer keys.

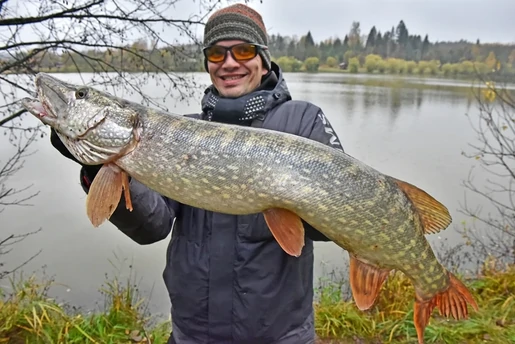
[{"left": 21, "top": 73, "right": 478, "bottom": 343}]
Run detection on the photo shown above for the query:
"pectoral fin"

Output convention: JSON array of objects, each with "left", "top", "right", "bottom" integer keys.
[
  {"left": 86, "top": 163, "right": 132, "bottom": 227},
  {"left": 349, "top": 255, "right": 391, "bottom": 310},
  {"left": 121, "top": 171, "right": 133, "bottom": 211},
  {"left": 263, "top": 208, "right": 305, "bottom": 257}
]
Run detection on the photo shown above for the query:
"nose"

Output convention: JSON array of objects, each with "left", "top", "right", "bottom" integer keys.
[{"left": 222, "top": 51, "right": 240, "bottom": 69}]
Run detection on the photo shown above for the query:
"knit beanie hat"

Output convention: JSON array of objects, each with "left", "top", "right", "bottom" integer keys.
[{"left": 203, "top": 4, "right": 272, "bottom": 71}]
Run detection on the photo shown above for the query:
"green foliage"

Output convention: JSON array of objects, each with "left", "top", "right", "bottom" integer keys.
[
  {"left": 385, "top": 58, "right": 403, "bottom": 74},
  {"left": 325, "top": 56, "right": 338, "bottom": 68},
  {"left": 376, "top": 59, "right": 387, "bottom": 73},
  {"left": 343, "top": 50, "right": 357, "bottom": 64},
  {"left": 315, "top": 52, "right": 500, "bottom": 79},
  {"left": 315, "top": 263, "right": 515, "bottom": 343},
  {"left": 3, "top": 262, "right": 513, "bottom": 343},
  {"left": 364, "top": 54, "right": 381, "bottom": 72},
  {"left": 3, "top": 19, "right": 515, "bottom": 80},
  {"left": 276, "top": 56, "right": 303, "bottom": 72},
  {"left": 304, "top": 57, "right": 320, "bottom": 72},
  {"left": 348, "top": 57, "right": 360, "bottom": 73},
  {"left": 406, "top": 60, "right": 417, "bottom": 74},
  {"left": 0, "top": 274, "right": 171, "bottom": 343}
]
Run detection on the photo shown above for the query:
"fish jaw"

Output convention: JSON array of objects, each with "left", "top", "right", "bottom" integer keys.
[
  {"left": 34, "top": 73, "right": 71, "bottom": 123},
  {"left": 22, "top": 73, "right": 141, "bottom": 166},
  {"left": 21, "top": 97, "right": 58, "bottom": 127}
]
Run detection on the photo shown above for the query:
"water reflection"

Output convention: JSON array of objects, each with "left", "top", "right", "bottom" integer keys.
[
  {"left": 362, "top": 89, "right": 375, "bottom": 112},
  {"left": 289, "top": 75, "right": 471, "bottom": 136}
]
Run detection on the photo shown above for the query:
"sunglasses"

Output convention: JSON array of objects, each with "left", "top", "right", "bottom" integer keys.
[{"left": 203, "top": 43, "right": 268, "bottom": 63}]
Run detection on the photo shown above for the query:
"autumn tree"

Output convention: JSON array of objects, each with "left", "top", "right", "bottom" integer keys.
[
  {"left": 484, "top": 51, "right": 498, "bottom": 70},
  {"left": 347, "top": 21, "right": 361, "bottom": 51}
]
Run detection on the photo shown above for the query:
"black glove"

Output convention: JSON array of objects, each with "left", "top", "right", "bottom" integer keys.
[{"left": 50, "top": 128, "right": 103, "bottom": 180}]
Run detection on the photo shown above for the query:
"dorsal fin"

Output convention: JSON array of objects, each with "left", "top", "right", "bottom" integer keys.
[{"left": 392, "top": 178, "right": 452, "bottom": 234}]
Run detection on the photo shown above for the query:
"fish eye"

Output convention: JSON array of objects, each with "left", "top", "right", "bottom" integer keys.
[{"left": 75, "top": 88, "right": 88, "bottom": 99}]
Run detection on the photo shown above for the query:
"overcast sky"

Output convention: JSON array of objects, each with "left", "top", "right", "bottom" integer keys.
[
  {"left": 230, "top": 0, "right": 515, "bottom": 44},
  {"left": 6, "top": 0, "right": 515, "bottom": 47}
]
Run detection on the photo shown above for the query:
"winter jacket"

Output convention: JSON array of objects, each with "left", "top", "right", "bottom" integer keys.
[{"left": 80, "top": 62, "right": 344, "bottom": 344}]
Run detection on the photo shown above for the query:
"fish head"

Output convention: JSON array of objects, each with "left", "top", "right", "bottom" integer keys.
[{"left": 21, "top": 73, "right": 140, "bottom": 165}]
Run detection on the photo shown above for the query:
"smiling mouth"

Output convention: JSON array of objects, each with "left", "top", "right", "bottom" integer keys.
[{"left": 220, "top": 75, "right": 246, "bottom": 81}]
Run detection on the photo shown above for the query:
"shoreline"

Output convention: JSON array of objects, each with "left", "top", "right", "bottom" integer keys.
[{"left": 1, "top": 261, "right": 513, "bottom": 343}]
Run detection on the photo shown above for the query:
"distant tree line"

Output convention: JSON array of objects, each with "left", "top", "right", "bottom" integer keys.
[
  {"left": 270, "top": 21, "right": 515, "bottom": 78},
  {"left": 2, "top": 20, "right": 514, "bottom": 78}
]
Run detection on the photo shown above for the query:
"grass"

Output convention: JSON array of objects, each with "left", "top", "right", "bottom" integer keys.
[
  {"left": 1, "top": 262, "right": 514, "bottom": 344},
  {"left": 0, "top": 274, "right": 171, "bottom": 344},
  {"left": 315, "top": 261, "right": 515, "bottom": 343}
]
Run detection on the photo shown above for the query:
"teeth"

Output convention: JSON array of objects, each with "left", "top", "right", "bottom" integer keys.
[{"left": 223, "top": 75, "right": 243, "bottom": 80}]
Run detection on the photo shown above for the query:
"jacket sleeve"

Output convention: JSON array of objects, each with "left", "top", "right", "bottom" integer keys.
[
  {"left": 298, "top": 107, "right": 345, "bottom": 242},
  {"left": 80, "top": 168, "right": 180, "bottom": 245}
]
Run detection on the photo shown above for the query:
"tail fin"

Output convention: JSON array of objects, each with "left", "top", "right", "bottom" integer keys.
[{"left": 414, "top": 272, "right": 478, "bottom": 344}]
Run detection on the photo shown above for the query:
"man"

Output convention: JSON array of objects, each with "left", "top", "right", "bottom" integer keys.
[{"left": 50, "top": 3, "right": 344, "bottom": 343}]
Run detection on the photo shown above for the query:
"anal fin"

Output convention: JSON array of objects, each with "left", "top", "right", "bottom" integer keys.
[
  {"left": 263, "top": 208, "right": 305, "bottom": 257},
  {"left": 86, "top": 163, "right": 132, "bottom": 227},
  {"left": 349, "top": 255, "right": 391, "bottom": 310}
]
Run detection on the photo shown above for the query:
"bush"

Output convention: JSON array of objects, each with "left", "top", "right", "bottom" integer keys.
[{"left": 348, "top": 57, "right": 360, "bottom": 73}]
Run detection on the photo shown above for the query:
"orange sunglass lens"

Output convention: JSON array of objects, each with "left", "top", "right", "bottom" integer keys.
[
  {"left": 206, "top": 46, "right": 226, "bottom": 62},
  {"left": 206, "top": 44, "right": 258, "bottom": 62},
  {"left": 232, "top": 45, "right": 257, "bottom": 59}
]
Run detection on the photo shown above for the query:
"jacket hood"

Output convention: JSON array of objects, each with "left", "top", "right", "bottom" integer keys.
[{"left": 200, "top": 62, "right": 292, "bottom": 124}]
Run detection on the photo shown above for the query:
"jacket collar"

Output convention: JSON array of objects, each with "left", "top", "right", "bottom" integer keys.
[{"left": 200, "top": 62, "right": 291, "bottom": 125}]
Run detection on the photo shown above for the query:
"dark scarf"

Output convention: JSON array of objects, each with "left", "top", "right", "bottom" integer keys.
[{"left": 202, "top": 70, "right": 278, "bottom": 125}]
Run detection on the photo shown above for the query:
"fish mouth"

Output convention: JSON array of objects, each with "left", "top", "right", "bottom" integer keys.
[
  {"left": 21, "top": 97, "right": 57, "bottom": 122},
  {"left": 37, "top": 99, "right": 57, "bottom": 119}
]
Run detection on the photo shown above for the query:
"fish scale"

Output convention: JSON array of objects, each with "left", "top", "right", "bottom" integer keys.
[{"left": 21, "top": 72, "right": 479, "bottom": 344}]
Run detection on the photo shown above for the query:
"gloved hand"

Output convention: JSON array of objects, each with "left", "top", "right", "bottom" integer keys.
[{"left": 50, "top": 128, "right": 103, "bottom": 180}]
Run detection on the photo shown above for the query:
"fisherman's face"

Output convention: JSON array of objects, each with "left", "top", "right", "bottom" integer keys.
[{"left": 206, "top": 40, "right": 268, "bottom": 98}]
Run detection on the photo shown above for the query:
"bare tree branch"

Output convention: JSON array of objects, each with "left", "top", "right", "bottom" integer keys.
[
  {"left": 0, "top": 0, "right": 103, "bottom": 26},
  {"left": 459, "top": 73, "right": 515, "bottom": 268},
  {"left": 0, "top": 129, "right": 42, "bottom": 280},
  {"left": 0, "top": 229, "right": 43, "bottom": 280},
  {"left": 1, "top": 0, "right": 255, "bottom": 130},
  {"left": 0, "top": 108, "right": 26, "bottom": 126},
  {"left": 0, "top": 0, "right": 260, "bottom": 281}
]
